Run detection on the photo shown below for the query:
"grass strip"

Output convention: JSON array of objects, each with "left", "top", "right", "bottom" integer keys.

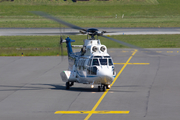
[
  {"left": 0, "top": 34, "right": 180, "bottom": 56},
  {"left": 0, "top": 0, "right": 180, "bottom": 28}
]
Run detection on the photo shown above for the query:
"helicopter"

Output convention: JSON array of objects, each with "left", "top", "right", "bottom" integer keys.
[
  {"left": 1, "top": 11, "right": 153, "bottom": 92},
  {"left": 60, "top": 28, "right": 116, "bottom": 92},
  {"left": 30, "top": 11, "right": 148, "bottom": 92}
]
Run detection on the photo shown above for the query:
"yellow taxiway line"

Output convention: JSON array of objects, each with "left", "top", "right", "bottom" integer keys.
[
  {"left": 55, "top": 49, "right": 149, "bottom": 120},
  {"left": 83, "top": 49, "right": 138, "bottom": 120},
  {"left": 114, "top": 63, "right": 150, "bottom": 65},
  {"left": 55, "top": 111, "right": 129, "bottom": 114}
]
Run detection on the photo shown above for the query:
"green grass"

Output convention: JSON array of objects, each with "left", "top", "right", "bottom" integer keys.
[
  {"left": 0, "top": 34, "right": 180, "bottom": 56},
  {"left": 0, "top": 0, "right": 180, "bottom": 28},
  {"left": 0, "top": 0, "right": 160, "bottom": 5}
]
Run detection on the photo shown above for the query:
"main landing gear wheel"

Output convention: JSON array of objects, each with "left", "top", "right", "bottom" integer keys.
[
  {"left": 69, "top": 82, "right": 74, "bottom": 86},
  {"left": 66, "top": 82, "right": 70, "bottom": 90},
  {"left": 66, "top": 82, "right": 74, "bottom": 90}
]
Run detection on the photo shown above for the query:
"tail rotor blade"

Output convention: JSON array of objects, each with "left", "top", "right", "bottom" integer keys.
[{"left": 60, "top": 36, "right": 64, "bottom": 58}]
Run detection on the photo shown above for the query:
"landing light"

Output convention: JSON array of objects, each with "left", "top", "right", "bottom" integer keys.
[{"left": 91, "top": 85, "right": 94, "bottom": 88}]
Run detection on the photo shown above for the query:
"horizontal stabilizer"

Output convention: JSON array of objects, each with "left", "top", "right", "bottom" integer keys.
[
  {"left": 72, "top": 45, "right": 83, "bottom": 48},
  {"left": 60, "top": 71, "right": 77, "bottom": 82}
]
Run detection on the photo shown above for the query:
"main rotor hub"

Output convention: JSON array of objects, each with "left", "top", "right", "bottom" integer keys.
[
  {"left": 85, "top": 28, "right": 104, "bottom": 39},
  {"left": 87, "top": 28, "right": 99, "bottom": 38},
  {"left": 86, "top": 28, "right": 99, "bottom": 33}
]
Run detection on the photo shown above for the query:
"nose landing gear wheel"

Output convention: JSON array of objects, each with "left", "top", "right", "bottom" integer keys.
[
  {"left": 98, "top": 85, "right": 106, "bottom": 92},
  {"left": 102, "top": 85, "right": 106, "bottom": 91},
  {"left": 98, "top": 86, "right": 101, "bottom": 92}
]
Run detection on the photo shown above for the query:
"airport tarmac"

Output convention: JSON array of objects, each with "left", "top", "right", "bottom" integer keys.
[{"left": 0, "top": 48, "right": 180, "bottom": 120}]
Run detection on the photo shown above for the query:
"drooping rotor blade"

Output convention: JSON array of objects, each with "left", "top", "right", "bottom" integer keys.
[
  {"left": 0, "top": 32, "right": 80, "bottom": 36},
  {"left": 31, "top": 11, "right": 86, "bottom": 31},
  {"left": 102, "top": 35, "right": 164, "bottom": 55},
  {"left": 102, "top": 35, "right": 141, "bottom": 49}
]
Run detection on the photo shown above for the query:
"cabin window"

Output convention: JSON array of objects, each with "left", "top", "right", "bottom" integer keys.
[
  {"left": 92, "top": 59, "right": 99, "bottom": 66},
  {"left": 91, "top": 67, "right": 97, "bottom": 75},
  {"left": 99, "top": 59, "right": 107, "bottom": 65},
  {"left": 81, "top": 60, "right": 84, "bottom": 67},
  {"left": 79, "top": 64, "right": 81, "bottom": 70},
  {"left": 87, "top": 66, "right": 97, "bottom": 75},
  {"left": 108, "top": 59, "right": 113, "bottom": 66},
  {"left": 78, "top": 60, "right": 81, "bottom": 70},
  {"left": 83, "top": 60, "right": 86, "bottom": 70}
]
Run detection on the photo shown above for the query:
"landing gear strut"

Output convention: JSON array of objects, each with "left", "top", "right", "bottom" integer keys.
[
  {"left": 66, "top": 82, "right": 74, "bottom": 90},
  {"left": 98, "top": 86, "right": 101, "bottom": 92},
  {"left": 98, "top": 84, "right": 110, "bottom": 92}
]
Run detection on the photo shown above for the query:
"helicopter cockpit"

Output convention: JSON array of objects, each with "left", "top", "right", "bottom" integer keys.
[
  {"left": 86, "top": 56, "right": 115, "bottom": 75},
  {"left": 90, "top": 56, "right": 114, "bottom": 66}
]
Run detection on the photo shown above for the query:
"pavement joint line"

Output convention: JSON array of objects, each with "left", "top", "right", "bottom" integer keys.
[
  {"left": 117, "top": 50, "right": 180, "bottom": 53},
  {"left": 114, "top": 63, "right": 149, "bottom": 65},
  {"left": 54, "top": 49, "right": 144, "bottom": 120}
]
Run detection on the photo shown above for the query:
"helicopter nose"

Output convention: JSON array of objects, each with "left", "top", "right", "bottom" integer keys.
[
  {"left": 97, "top": 66, "right": 113, "bottom": 77},
  {"left": 96, "top": 66, "right": 114, "bottom": 84}
]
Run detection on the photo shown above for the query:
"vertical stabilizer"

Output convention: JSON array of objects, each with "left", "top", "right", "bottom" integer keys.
[{"left": 65, "top": 37, "right": 75, "bottom": 55}]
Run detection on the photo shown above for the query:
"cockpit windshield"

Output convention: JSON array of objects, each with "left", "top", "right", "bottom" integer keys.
[
  {"left": 90, "top": 57, "right": 113, "bottom": 66},
  {"left": 99, "top": 59, "right": 107, "bottom": 65},
  {"left": 92, "top": 59, "right": 99, "bottom": 66},
  {"left": 109, "top": 59, "right": 113, "bottom": 66},
  {"left": 104, "top": 56, "right": 111, "bottom": 58}
]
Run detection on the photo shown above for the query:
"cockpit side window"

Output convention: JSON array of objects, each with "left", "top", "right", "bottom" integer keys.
[
  {"left": 92, "top": 59, "right": 99, "bottom": 66},
  {"left": 108, "top": 59, "right": 113, "bottom": 66},
  {"left": 88, "top": 59, "right": 92, "bottom": 66},
  {"left": 99, "top": 59, "right": 107, "bottom": 65}
]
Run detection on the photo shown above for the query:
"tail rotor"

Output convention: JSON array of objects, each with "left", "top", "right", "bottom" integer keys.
[{"left": 59, "top": 36, "right": 64, "bottom": 60}]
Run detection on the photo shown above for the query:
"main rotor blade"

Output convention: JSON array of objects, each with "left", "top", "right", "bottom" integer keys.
[
  {"left": 32, "top": 11, "right": 86, "bottom": 31},
  {"left": 102, "top": 35, "right": 164, "bottom": 55},
  {"left": 0, "top": 32, "right": 80, "bottom": 36},
  {"left": 102, "top": 35, "right": 141, "bottom": 49}
]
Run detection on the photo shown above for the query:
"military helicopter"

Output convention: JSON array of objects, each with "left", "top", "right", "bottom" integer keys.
[{"left": 30, "top": 11, "right": 147, "bottom": 92}]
